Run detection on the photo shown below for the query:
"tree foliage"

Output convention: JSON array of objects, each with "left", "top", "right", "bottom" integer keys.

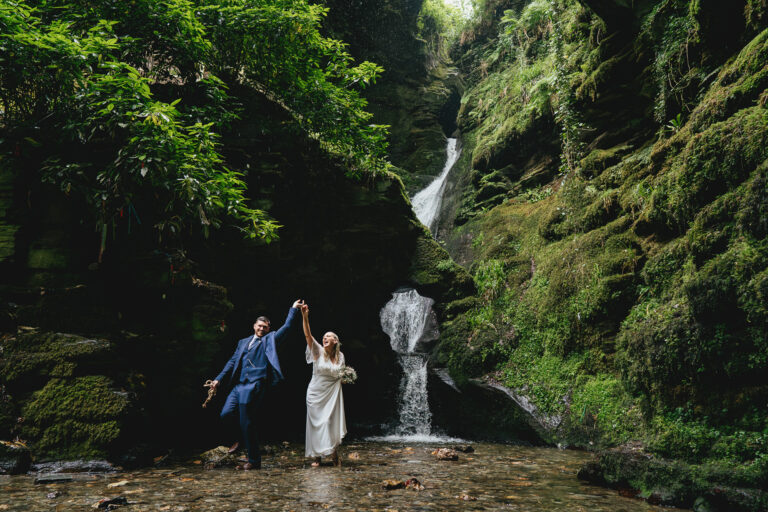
[{"left": 0, "top": 0, "right": 387, "bottom": 249}]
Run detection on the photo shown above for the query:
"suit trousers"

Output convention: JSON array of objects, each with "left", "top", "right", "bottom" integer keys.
[{"left": 220, "top": 380, "right": 266, "bottom": 466}]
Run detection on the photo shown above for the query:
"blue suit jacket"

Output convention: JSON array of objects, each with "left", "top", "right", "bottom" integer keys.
[{"left": 216, "top": 307, "right": 299, "bottom": 388}]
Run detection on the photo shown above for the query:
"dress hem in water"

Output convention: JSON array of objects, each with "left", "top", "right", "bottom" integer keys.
[{"left": 305, "top": 432, "right": 346, "bottom": 458}]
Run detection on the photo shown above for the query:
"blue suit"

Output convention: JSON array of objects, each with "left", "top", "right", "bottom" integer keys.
[{"left": 217, "top": 307, "right": 299, "bottom": 466}]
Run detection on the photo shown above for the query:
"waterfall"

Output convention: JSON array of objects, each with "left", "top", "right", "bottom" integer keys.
[
  {"left": 411, "top": 138, "right": 460, "bottom": 232},
  {"left": 373, "top": 137, "right": 463, "bottom": 442},
  {"left": 379, "top": 289, "right": 437, "bottom": 439}
]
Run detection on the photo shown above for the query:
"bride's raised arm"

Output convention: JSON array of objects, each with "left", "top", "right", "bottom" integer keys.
[{"left": 300, "top": 303, "right": 318, "bottom": 356}]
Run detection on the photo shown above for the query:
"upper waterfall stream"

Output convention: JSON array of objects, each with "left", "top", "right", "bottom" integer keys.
[{"left": 411, "top": 138, "right": 460, "bottom": 233}]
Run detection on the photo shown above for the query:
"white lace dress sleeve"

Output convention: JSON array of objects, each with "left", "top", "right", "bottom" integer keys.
[{"left": 305, "top": 338, "right": 322, "bottom": 364}]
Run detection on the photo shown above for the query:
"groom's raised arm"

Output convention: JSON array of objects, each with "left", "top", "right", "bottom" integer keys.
[{"left": 273, "top": 299, "right": 302, "bottom": 343}]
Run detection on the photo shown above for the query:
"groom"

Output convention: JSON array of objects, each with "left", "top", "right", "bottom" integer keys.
[{"left": 210, "top": 299, "right": 302, "bottom": 470}]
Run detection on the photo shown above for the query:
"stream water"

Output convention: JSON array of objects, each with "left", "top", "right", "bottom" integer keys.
[
  {"left": 411, "top": 138, "right": 460, "bottom": 232},
  {"left": 379, "top": 289, "right": 446, "bottom": 442},
  {"left": 1, "top": 442, "right": 680, "bottom": 511}
]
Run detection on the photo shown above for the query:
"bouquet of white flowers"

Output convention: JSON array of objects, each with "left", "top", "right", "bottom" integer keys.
[{"left": 338, "top": 365, "right": 357, "bottom": 384}]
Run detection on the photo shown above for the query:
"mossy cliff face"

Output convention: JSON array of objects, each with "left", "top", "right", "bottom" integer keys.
[
  {"left": 422, "top": 0, "right": 768, "bottom": 508},
  {"left": 0, "top": 90, "right": 469, "bottom": 461}
]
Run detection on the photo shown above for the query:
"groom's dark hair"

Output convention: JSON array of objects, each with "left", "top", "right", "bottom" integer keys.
[{"left": 255, "top": 316, "right": 271, "bottom": 326}]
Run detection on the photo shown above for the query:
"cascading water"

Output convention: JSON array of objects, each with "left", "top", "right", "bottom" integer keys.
[
  {"left": 375, "top": 137, "right": 463, "bottom": 442},
  {"left": 379, "top": 289, "right": 438, "bottom": 440},
  {"left": 411, "top": 138, "right": 460, "bottom": 233}
]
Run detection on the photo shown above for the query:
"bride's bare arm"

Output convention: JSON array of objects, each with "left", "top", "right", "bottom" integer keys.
[{"left": 300, "top": 304, "right": 317, "bottom": 354}]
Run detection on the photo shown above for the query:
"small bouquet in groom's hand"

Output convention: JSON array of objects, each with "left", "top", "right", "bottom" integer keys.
[{"left": 338, "top": 365, "right": 358, "bottom": 384}]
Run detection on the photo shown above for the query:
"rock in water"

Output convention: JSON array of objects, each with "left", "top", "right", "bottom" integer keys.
[
  {"left": 404, "top": 478, "right": 425, "bottom": 491},
  {"left": 93, "top": 496, "right": 128, "bottom": 508},
  {"left": 382, "top": 479, "right": 406, "bottom": 490},
  {"left": 452, "top": 445, "right": 474, "bottom": 453},
  {"left": 432, "top": 448, "right": 458, "bottom": 461},
  {"left": 0, "top": 440, "right": 31, "bottom": 475},
  {"left": 200, "top": 446, "right": 241, "bottom": 469}
]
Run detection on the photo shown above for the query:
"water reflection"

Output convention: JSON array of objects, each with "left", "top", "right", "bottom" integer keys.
[{"left": 1, "top": 442, "right": 686, "bottom": 511}]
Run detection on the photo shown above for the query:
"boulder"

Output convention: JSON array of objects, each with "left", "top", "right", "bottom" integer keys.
[
  {"left": 0, "top": 440, "right": 31, "bottom": 474},
  {"left": 200, "top": 446, "right": 241, "bottom": 469}
]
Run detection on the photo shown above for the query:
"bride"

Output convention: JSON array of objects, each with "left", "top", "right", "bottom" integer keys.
[{"left": 300, "top": 302, "right": 347, "bottom": 466}]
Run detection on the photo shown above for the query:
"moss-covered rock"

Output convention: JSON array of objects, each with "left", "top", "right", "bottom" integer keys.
[
  {"left": 578, "top": 449, "right": 768, "bottom": 511},
  {"left": 21, "top": 376, "right": 130, "bottom": 459},
  {"left": 409, "top": 229, "right": 474, "bottom": 301},
  {"left": 0, "top": 440, "right": 31, "bottom": 475},
  {"left": 0, "top": 331, "right": 113, "bottom": 390}
]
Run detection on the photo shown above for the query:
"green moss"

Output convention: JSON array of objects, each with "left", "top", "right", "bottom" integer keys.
[
  {"left": 22, "top": 376, "right": 129, "bottom": 459},
  {"left": 0, "top": 331, "right": 112, "bottom": 385},
  {"left": 648, "top": 107, "right": 768, "bottom": 233},
  {"left": 580, "top": 145, "right": 633, "bottom": 177},
  {"left": 441, "top": 0, "right": 768, "bottom": 488},
  {"left": 584, "top": 450, "right": 768, "bottom": 510},
  {"left": 26, "top": 248, "right": 69, "bottom": 270},
  {"left": 409, "top": 230, "right": 474, "bottom": 300},
  {"left": 569, "top": 374, "right": 644, "bottom": 445}
]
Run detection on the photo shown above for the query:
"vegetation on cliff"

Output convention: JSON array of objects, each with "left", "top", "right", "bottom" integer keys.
[{"left": 431, "top": 0, "right": 768, "bottom": 505}]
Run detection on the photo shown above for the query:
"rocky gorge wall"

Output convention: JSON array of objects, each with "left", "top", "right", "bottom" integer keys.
[
  {"left": 418, "top": 0, "right": 768, "bottom": 508},
  {"left": 0, "top": 88, "right": 474, "bottom": 469}
]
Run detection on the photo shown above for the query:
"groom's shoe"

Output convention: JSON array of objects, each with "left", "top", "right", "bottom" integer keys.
[{"left": 227, "top": 441, "right": 240, "bottom": 454}]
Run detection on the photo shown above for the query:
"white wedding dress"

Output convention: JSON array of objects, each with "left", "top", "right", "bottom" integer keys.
[{"left": 305, "top": 340, "right": 347, "bottom": 458}]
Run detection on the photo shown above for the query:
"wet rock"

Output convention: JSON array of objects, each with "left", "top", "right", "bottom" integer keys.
[
  {"left": 152, "top": 453, "right": 170, "bottom": 467},
  {"left": 93, "top": 496, "right": 128, "bottom": 509},
  {"left": 456, "top": 493, "right": 477, "bottom": 501},
  {"left": 31, "top": 460, "right": 116, "bottom": 473},
  {"left": 432, "top": 448, "right": 458, "bottom": 461},
  {"left": 382, "top": 479, "right": 405, "bottom": 490},
  {"left": 35, "top": 474, "right": 73, "bottom": 484},
  {"left": 427, "top": 373, "right": 546, "bottom": 444},
  {"left": 452, "top": 445, "right": 474, "bottom": 453},
  {"left": 46, "top": 491, "right": 63, "bottom": 499},
  {"left": 576, "top": 461, "right": 607, "bottom": 485},
  {"left": 261, "top": 445, "right": 279, "bottom": 456},
  {"left": 200, "top": 446, "right": 240, "bottom": 469},
  {"left": 347, "top": 451, "right": 360, "bottom": 460},
  {"left": 578, "top": 450, "right": 768, "bottom": 510},
  {"left": 35, "top": 473, "right": 99, "bottom": 484},
  {"left": 404, "top": 477, "right": 424, "bottom": 491},
  {"left": 0, "top": 440, "right": 31, "bottom": 474}
]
